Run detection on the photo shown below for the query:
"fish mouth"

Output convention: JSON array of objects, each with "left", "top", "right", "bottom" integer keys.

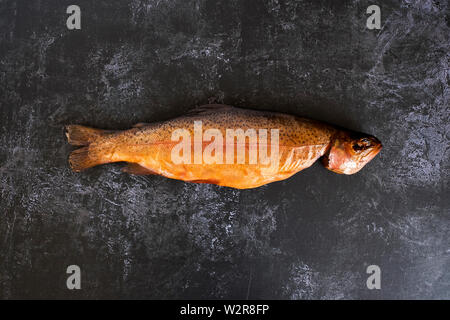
[
  {"left": 363, "top": 141, "right": 382, "bottom": 164},
  {"left": 372, "top": 139, "right": 383, "bottom": 155},
  {"left": 363, "top": 135, "right": 382, "bottom": 156}
]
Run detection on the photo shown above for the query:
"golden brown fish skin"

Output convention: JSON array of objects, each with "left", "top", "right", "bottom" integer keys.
[{"left": 66, "top": 104, "right": 381, "bottom": 189}]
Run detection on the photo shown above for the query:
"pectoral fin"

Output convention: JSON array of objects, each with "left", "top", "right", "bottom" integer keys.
[{"left": 122, "top": 163, "right": 159, "bottom": 175}]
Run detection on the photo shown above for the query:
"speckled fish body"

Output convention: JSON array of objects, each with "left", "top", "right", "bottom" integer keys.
[{"left": 66, "top": 104, "right": 382, "bottom": 189}]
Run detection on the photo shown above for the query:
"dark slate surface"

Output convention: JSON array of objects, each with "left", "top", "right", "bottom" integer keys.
[{"left": 0, "top": 0, "right": 448, "bottom": 299}]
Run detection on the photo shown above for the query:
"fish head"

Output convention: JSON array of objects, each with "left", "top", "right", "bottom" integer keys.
[{"left": 322, "top": 131, "right": 382, "bottom": 175}]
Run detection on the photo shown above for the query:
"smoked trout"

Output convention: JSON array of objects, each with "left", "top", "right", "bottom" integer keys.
[{"left": 66, "top": 104, "right": 382, "bottom": 189}]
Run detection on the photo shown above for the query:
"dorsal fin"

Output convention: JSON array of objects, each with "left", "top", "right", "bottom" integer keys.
[
  {"left": 133, "top": 122, "right": 151, "bottom": 128},
  {"left": 185, "top": 104, "right": 234, "bottom": 117}
]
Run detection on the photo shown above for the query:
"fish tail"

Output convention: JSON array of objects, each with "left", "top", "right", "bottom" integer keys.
[
  {"left": 66, "top": 125, "right": 116, "bottom": 172},
  {"left": 68, "top": 147, "right": 104, "bottom": 172},
  {"left": 65, "top": 124, "right": 112, "bottom": 146}
]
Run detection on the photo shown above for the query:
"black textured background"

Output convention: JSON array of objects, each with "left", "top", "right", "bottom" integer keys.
[{"left": 0, "top": 0, "right": 449, "bottom": 299}]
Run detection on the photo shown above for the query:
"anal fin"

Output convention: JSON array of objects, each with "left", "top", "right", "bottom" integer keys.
[
  {"left": 189, "top": 179, "right": 220, "bottom": 185},
  {"left": 122, "top": 163, "right": 159, "bottom": 175}
]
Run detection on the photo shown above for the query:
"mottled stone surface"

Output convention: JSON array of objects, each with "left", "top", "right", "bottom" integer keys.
[{"left": 0, "top": 0, "right": 448, "bottom": 299}]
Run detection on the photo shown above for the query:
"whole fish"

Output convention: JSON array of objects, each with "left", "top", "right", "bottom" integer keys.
[{"left": 66, "top": 104, "right": 382, "bottom": 189}]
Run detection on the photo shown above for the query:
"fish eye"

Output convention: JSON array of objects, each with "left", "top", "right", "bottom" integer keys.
[
  {"left": 352, "top": 138, "right": 372, "bottom": 152},
  {"left": 352, "top": 143, "right": 364, "bottom": 152}
]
